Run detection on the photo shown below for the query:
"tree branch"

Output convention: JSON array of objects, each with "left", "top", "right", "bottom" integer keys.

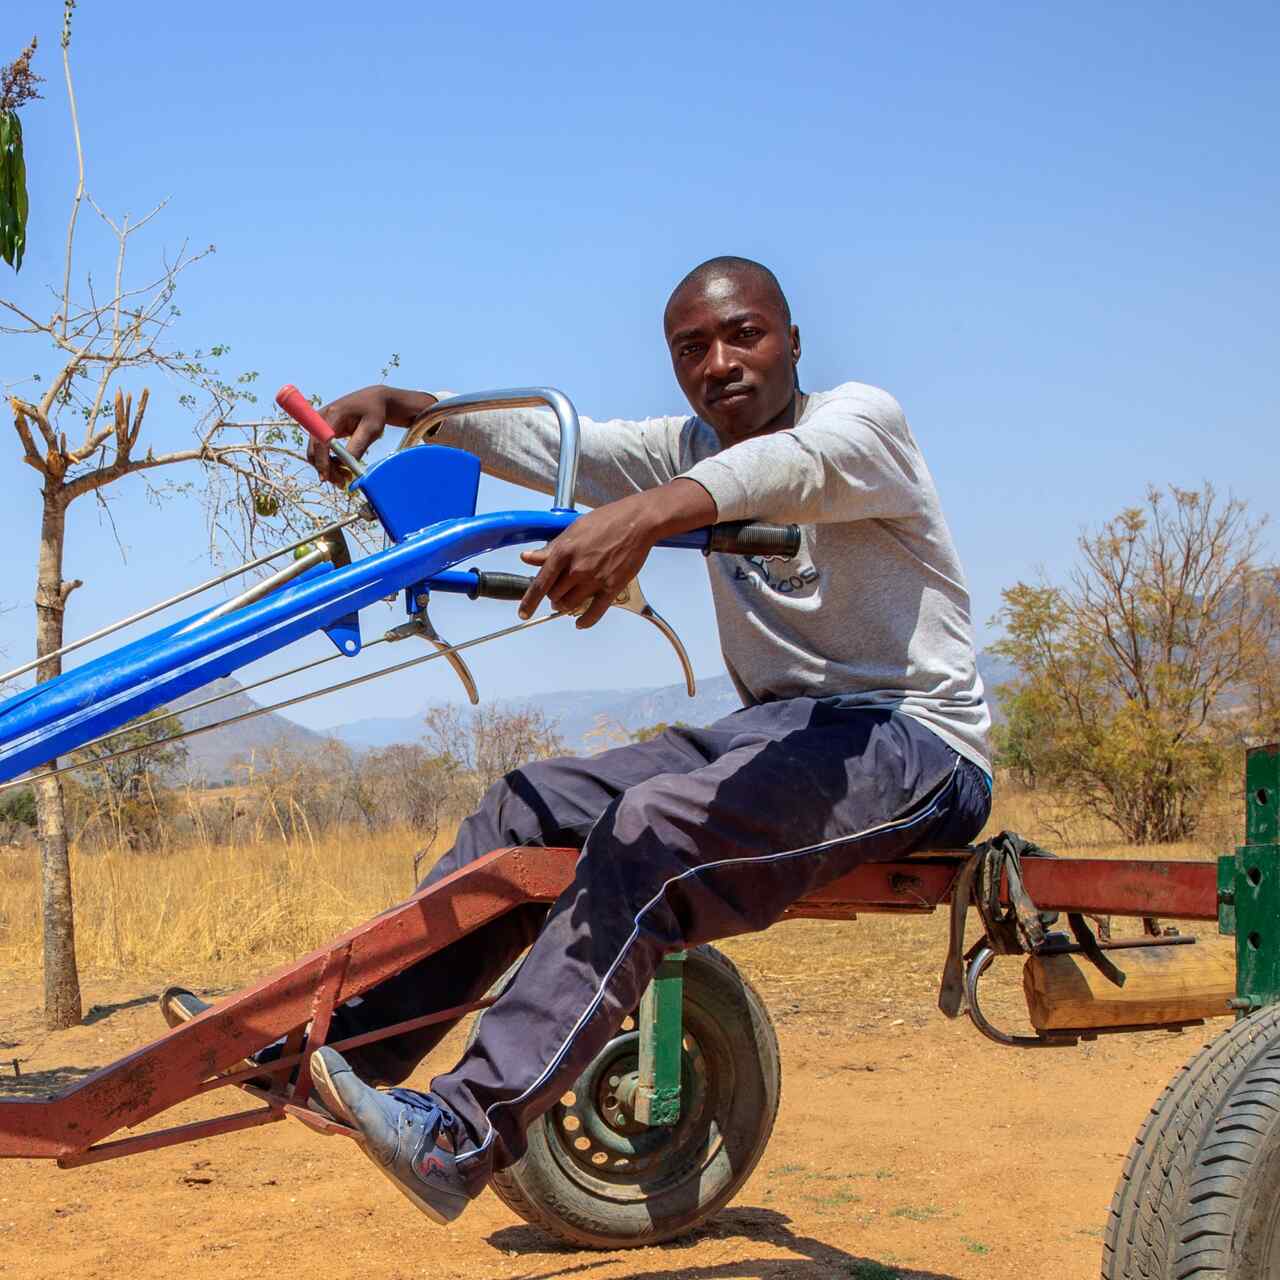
[
  {"left": 10, "top": 400, "right": 50, "bottom": 476},
  {"left": 59, "top": 19, "right": 85, "bottom": 342}
]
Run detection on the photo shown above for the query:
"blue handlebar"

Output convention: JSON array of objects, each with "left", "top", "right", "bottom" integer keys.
[{"left": 0, "top": 509, "right": 763, "bottom": 785}]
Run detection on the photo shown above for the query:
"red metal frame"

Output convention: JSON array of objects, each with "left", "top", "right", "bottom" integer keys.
[{"left": 0, "top": 845, "right": 1220, "bottom": 1166}]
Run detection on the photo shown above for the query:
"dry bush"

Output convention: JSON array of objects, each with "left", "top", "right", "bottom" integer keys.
[
  {"left": 422, "top": 704, "right": 564, "bottom": 817},
  {"left": 986, "top": 770, "right": 1241, "bottom": 856},
  {"left": 994, "top": 484, "right": 1278, "bottom": 845}
]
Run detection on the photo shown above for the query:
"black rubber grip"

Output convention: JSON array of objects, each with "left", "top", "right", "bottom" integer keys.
[
  {"left": 471, "top": 570, "right": 535, "bottom": 601},
  {"left": 705, "top": 520, "right": 801, "bottom": 559}
]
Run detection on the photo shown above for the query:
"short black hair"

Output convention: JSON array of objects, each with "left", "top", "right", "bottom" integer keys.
[{"left": 665, "top": 256, "right": 792, "bottom": 328}]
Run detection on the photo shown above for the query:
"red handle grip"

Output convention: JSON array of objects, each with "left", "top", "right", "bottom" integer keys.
[{"left": 275, "top": 384, "right": 334, "bottom": 445}]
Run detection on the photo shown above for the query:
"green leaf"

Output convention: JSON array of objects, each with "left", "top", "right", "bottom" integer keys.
[
  {"left": 13, "top": 113, "right": 27, "bottom": 248},
  {"left": 0, "top": 110, "right": 28, "bottom": 271}
]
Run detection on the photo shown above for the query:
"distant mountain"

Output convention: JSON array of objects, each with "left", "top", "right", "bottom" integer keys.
[
  {"left": 168, "top": 677, "right": 327, "bottom": 783},
  {"left": 153, "top": 652, "right": 1015, "bottom": 782},
  {"left": 329, "top": 650, "right": 1017, "bottom": 751},
  {"left": 331, "top": 674, "right": 743, "bottom": 752}
]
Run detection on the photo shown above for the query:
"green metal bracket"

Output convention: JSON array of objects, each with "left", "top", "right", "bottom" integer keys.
[
  {"left": 635, "top": 950, "right": 685, "bottom": 1127},
  {"left": 1221, "top": 745, "right": 1280, "bottom": 1014}
]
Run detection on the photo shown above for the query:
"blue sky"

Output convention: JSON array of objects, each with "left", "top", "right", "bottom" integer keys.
[{"left": 1, "top": 1, "right": 1277, "bottom": 731}]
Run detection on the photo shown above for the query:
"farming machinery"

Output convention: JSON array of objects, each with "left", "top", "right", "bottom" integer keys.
[{"left": 1, "top": 385, "right": 1278, "bottom": 1277}]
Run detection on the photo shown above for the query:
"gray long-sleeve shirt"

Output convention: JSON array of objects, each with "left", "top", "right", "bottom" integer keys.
[{"left": 431, "top": 381, "right": 991, "bottom": 774}]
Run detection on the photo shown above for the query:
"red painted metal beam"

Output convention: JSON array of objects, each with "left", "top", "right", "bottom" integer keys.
[
  {"left": 0, "top": 844, "right": 1222, "bottom": 1164},
  {"left": 788, "top": 855, "right": 1220, "bottom": 922},
  {"left": 0, "top": 845, "right": 577, "bottom": 1160},
  {"left": 56, "top": 1105, "right": 284, "bottom": 1169}
]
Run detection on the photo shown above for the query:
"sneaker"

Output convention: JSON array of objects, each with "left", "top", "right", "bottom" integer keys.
[
  {"left": 159, "top": 986, "right": 293, "bottom": 1096},
  {"left": 159, "top": 985, "right": 215, "bottom": 1029},
  {"left": 311, "top": 1046, "right": 474, "bottom": 1225}
]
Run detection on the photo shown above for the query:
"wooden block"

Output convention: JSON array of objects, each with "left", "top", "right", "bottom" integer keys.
[{"left": 1023, "top": 940, "right": 1236, "bottom": 1032}]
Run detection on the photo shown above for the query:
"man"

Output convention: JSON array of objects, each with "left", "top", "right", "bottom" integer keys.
[{"left": 173, "top": 256, "right": 990, "bottom": 1225}]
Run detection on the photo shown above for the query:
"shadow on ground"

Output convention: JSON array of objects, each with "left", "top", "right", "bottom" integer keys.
[
  {"left": 487, "top": 1207, "right": 966, "bottom": 1280},
  {"left": 0, "top": 992, "right": 162, "bottom": 1096},
  {"left": 84, "top": 993, "right": 159, "bottom": 1025},
  {"left": 0, "top": 1062, "right": 97, "bottom": 1097}
]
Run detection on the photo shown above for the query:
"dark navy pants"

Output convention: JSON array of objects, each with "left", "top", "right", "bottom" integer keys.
[{"left": 334, "top": 700, "right": 990, "bottom": 1186}]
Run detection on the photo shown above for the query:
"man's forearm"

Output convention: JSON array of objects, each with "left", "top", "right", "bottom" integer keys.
[
  {"left": 384, "top": 387, "right": 438, "bottom": 428},
  {"left": 635, "top": 477, "right": 719, "bottom": 540},
  {"left": 514, "top": 478, "right": 719, "bottom": 626}
]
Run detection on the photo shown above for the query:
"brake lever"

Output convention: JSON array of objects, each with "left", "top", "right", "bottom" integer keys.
[
  {"left": 383, "top": 610, "right": 480, "bottom": 705},
  {"left": 468, "top": 570, "right": 695, "bottom": 698},
  {"left": 606, "top": 580, "right": 696, "bottom": 698}
]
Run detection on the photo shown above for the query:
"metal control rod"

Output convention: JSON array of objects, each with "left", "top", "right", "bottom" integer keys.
[
  {"left": 49, "top": 635, "right": 391, "bottom": 764},
  {"left": 0, "top": 611, "right": 565, "bottom": 794},
  {"left": 191, "top": 545, "right": 330, "bottom": 629},
  {"left": 0, "top": 515, "right": 362, "bottom": 690}
]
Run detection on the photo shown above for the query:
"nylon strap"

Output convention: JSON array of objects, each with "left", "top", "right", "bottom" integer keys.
[
  {"left": 939, "top": 831, "right": 1061, "bottom": 1018},
  {"left": 1066, "top": 911, "right": 1126, "bottom": 988}
]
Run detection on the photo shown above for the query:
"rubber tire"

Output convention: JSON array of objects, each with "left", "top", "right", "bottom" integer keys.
[
  {"left": 1104, "top": 1004, "right": 1280, "bottom": 1278},
  {"left": 468, "top": 944, "right": 780, "bottom": 1249}
]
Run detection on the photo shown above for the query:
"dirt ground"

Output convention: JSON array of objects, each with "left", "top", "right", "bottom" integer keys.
[{"left": 0, "top": 912, "right": 1228, "bottom": 1280}]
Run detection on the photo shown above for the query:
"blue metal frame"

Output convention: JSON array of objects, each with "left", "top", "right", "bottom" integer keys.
[{"left": 0, "top": 440, "right": 719, "bottom": 787}]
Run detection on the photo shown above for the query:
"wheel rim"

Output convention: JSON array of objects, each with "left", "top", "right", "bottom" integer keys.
[{"left": 542, "top": 1002, "right": 732, "bottom": 1203}]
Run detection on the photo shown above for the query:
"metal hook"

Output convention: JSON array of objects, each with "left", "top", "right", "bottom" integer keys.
[
  {"left": 385, "top": 607, "right": 480, "bottom": 705},
  {"left": 607, "top": 580, "right": 696, "bottom": 698},
  {"left": 963, "top": 945, "right": 1079, "bottom": 1049},
  {"left": 465, "top": 570, "right": 697, "bottom": 698}
]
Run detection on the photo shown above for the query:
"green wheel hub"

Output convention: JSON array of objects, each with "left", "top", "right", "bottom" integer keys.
[{"left": 548, "top": 1016, "right": 709, "bottom": 1180}]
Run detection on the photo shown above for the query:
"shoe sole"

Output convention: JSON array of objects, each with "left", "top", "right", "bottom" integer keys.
[
  {"left": 161, "top": 987, "right": 261, "bottom": 1078},
  {"left": 160, "top": 986, "right": 208, "bottom": 1030},
  {"left": 161, "top": 987, "right": 302, "bottom": 1099},
  {"left": 310, "top": 1051, "right": 459, "bottom": 1227}
]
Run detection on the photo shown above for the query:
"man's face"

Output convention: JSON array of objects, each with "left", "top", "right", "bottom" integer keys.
[{"left": 664, "top": 273, "right": 800, "bottom": 441}]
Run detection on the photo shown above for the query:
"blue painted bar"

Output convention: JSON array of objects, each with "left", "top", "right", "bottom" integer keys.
[{"left": 0, "top": 514, "right": 720, "bottom": 785}]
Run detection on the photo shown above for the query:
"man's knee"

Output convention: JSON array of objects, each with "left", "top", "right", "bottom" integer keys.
[{"left": 467, "top": 755, "right": 600, "bottom": 848}]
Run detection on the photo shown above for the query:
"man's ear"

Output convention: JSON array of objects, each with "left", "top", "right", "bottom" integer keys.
[{"left": 790, "top": 325, "right": 802, "bottom": 367}]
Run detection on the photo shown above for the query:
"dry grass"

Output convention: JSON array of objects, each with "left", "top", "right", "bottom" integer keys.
[
  {"left": 0, "top": 823, "right": 452, "bottom": 978},
  {"left": 0, "top": 779, "right": 1241, "bottom": 1018},
  {"left": 983, "top": 781, "right": 1241, "bottom": 860}
]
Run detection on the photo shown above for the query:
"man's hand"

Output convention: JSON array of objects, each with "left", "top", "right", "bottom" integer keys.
[
  {"left": 518, "top": 479, "right": 718, "bottom": 628},
  {"left": 309, "top": 385, "right": 437, "bottom": 483}
]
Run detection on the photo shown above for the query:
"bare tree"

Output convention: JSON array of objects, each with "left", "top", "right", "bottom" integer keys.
[
  {"left": 71, "top": 712, "right": 189, "bottom": 851},
  {"left": 422, "top": 704, "right": 565, "bottom": 819},
  {"left": 1, "top": 9, "right": 343, "bottom": 1027}
]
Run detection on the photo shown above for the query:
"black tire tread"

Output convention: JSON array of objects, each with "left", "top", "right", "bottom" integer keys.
[{"left": 1103, "top": 1006, "right": 1280, "bottom": 1279}]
